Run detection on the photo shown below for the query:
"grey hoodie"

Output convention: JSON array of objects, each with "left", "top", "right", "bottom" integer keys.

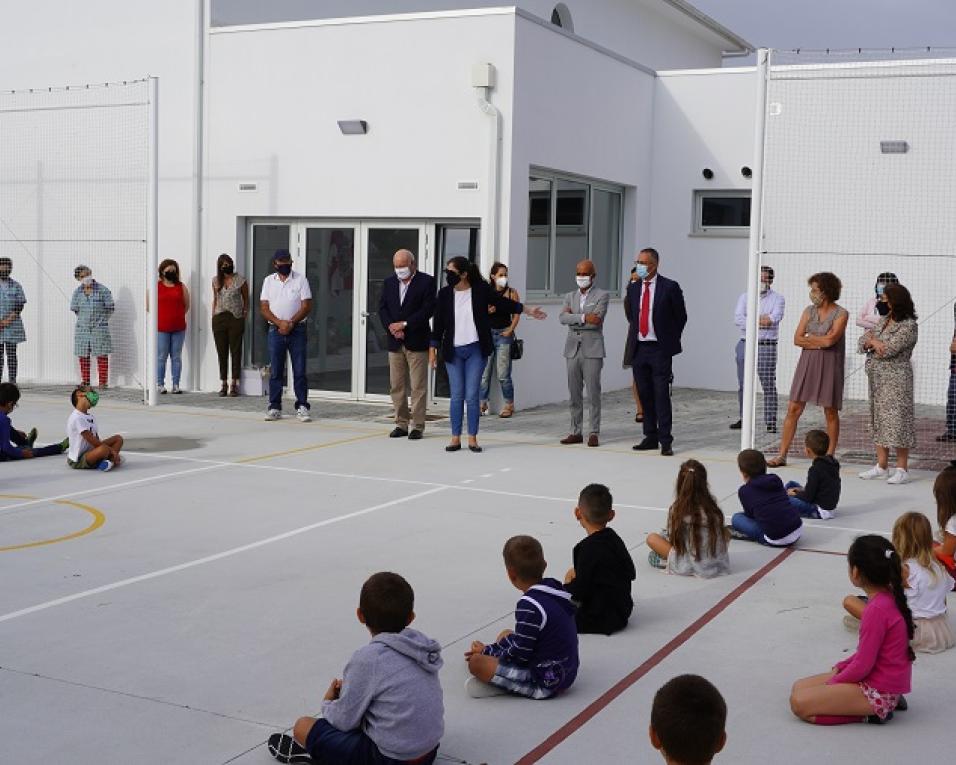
[{"left": 321, "top": 627, "right": 444, "bottom": 760}]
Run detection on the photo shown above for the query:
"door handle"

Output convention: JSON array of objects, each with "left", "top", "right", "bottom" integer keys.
[{"left": 361, "top": 311, "right": 370, "bottom": 318}]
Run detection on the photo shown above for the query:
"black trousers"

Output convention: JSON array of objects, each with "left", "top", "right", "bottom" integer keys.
[
  {"left": 632, "top": 341, "right": 674, "bottom": 446},
  {"left": 212, "top": 313, "right": 245, "bottom": 381}
]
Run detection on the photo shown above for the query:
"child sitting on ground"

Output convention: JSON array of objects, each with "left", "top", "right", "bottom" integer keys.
[
  {"left": 650, "top": 674, "right": 727, "bottom": 764},
  {"left": 932, "top": 462, "right": 956, "bottom": 580},
  {"left": 465, "top": 535, "right": 578, "bottom": 699},
  {"left": 784, "top": 430, "right": 841, "bottom": 520},
  {"left": 66, "top": 387, "right": 123, "bottom": 471},
  {"left": 562, "top": 483, "right": 636, "bottom": 634},
  {"left": 790, "top": 535, "right": 913, "bottom": 725},
  {"left": 729, "top": 449, "right": 802, "bottom": 546},
  {"left": 646, "top": 460, "right": 730, "bottom": 578},
  {"left": 0, "top": 382, "right": 67, "bottom": 461},
  {"left": 844, "top": 512, "right": 954, "bottom": 653},
  {"left": 268, "top": 572, "right": 444, "bottom": 765}
]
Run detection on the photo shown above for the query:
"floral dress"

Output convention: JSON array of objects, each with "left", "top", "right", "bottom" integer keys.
[{"left": 858, "top": 316, "right": 917, "bottom": 448}]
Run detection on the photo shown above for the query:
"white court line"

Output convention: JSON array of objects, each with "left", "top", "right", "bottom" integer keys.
[{"left": 0, "top": 486, "right": 447, "bottom": 625}]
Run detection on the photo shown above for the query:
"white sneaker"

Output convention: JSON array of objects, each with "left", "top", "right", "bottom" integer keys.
[
  {"left": 296, "top": 406, "right": 312, "bottom": 423},
  {"left": 171, "top": 385, "right": 183, "bottom": 394},
  {"left": 859, "top": 464, "right": 888, "bottom": 480},
  {"left": 158, "top": 386, "right": 167, "bottom": 395},
  {"left": 264, "top": 409, "right": 281, "bottom": 421},
  {"left": 815, "top": 506, "right": 835, "bottom": 520},
  {"left": 465, "top": 677, "right": 507, "bottom": 699},
  {"left": 97, "top": 459, "right": 114, "bottom": 472},
  {"left": 887, "top": 469, "right": 910, "bottom": 485}
]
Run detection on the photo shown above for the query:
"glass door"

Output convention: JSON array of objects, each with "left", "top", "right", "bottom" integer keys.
[{"left": 249, "top": 223, "right": 291, "bottom": 369}]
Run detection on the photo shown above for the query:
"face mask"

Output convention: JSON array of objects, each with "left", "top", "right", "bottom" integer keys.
[
  {"left": 876, "top": 301, "right": 890, "bottom": 316},
  {"left": 495, "top": 277, "right": 508, "bottom": 289},
  {"left": 876, "top": 284, "right": 886, "bottom": 296},
  {"left": 445, "top": 271, "right": 460, "bottom": 288},
  {"left": 576, "top": 276, "right": 592, "bottom": 289},
  {"left": 220, "top": 265, "right": 234, "bottom": 275},
  {"left": 163, "top": 270, "right": 179, "bottom": 283},
  {"left": 81, "top": 276, "right": 94, "bottom": 286},
  {"left": 760, "top": 282, "right": 770, "bottom": 294},
  {"left": 395, "top": 267, "right": 412, "bottom": 280},
  {"left": 634, "top": 264, "right": 649, "bottom": 280},
  {"left": 276, "top": 263, "right": 292, "bottom": 276},
  {"left": 809, "top": 291, "right": 823, "bottom": 306},
  {"left": 0, "top": 270, "right": 10, "bottom": 280},
  {"left": 85, "top": 390, "right": 99, "bottom": 408}
]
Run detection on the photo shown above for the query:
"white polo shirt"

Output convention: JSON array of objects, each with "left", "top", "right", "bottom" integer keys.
[{"left": 260, "top": 271, "right": 312, "bottom": 322}]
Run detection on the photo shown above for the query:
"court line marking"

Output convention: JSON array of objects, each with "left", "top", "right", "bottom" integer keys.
[
  {"left": 0, "top": 486, "right": 446, "bottom": 625},
  {"left": 0, "top": 498, "right": 105, "bottom": 552},
  {"left": 235, "top": 431, "right": 382, "bottom": 463},
  {"left": 515, "top": 548, "right": 796, "bottom": 764}
]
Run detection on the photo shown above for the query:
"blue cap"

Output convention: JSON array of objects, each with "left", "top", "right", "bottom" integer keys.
[{"left": 273, "top": 249, "right": 292, "bottom": 262}]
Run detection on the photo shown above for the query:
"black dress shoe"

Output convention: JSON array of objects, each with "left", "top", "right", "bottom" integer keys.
[
  {"left": 729, "top": 420, "right": 742, "bottom": 430},
  {"left": 661, "top": 445, "right": 674, "bottom": 456},
  {"left": 445, "top": 443, "right": 462, "bottom": 452},
  {"left": 767, "top": 424, "right": 778, "bottom": 434},
  {"left": 408, "top": 429, "right": 423, "bottom": 440},
  {"left": 632, "top": 439, "right": 659, "bottom": 451},
  {"left": 389, "top": 427, "right": 409, "bottom": 438},
  {"left": 468, "top": 445, "right": 483, "bottom": 453}
]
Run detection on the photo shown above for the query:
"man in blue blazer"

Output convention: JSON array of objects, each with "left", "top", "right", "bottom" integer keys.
[
  {"left": 626, "top": 248, "right": 687, "bottom": 456},
  {"left": 378, "top": 250, "right": 436, "bottom": 440}
]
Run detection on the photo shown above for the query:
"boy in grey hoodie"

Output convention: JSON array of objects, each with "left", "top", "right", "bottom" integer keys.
[{"left": 268, "top": 572, "right": 444, "bottom": 765}]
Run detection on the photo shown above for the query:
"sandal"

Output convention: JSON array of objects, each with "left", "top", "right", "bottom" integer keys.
[
  {"left": 499, "top": 403, "right": 514, "bottom": 418},
  {"left": 229, "top": 381, "right": 239, "bottom": 397},
  {"left": 766, "top": 456, "right": 787, "bottom": 468}
]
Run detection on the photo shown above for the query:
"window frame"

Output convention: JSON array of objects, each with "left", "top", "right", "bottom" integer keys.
[{"left": 691, "top": 189, "right": 752, "bottom": 238}]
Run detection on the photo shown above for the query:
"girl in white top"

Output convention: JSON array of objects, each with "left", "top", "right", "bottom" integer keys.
[{"left": 892, "top": 511, "right": 954, "bottom": 653}]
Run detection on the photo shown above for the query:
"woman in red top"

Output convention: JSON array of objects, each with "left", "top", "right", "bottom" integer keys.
[{"left": 157, "top": 258, "right": 190, "bottom": 393}]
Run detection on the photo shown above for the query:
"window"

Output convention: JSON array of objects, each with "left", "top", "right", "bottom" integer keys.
[
  {"left": 693, "top": 190, "right": 751, "bottom": 236},
  {"left": 527, "top": 171, "right": 623, "bottom": 296},
  {"left": 550, "top": 4, "right": 574, "bottom": 32}
]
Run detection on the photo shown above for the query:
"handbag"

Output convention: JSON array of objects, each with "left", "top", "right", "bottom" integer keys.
[{"left": 510, "top": 337, "right": 524, "bottom": 360}]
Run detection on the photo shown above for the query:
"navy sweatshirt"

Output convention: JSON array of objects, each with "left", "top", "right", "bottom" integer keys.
[
  {"left": 738, "top": 473, "right": 802, "bottom": 541},
  {"left": 483, "top": 578, "right": 579, "bottom": 693},
  {"left": 795, "top": 455, "right": 841, "bottom": 512},
  {"left": 564, "top": 527, "right": 635, "bottom": 635}
]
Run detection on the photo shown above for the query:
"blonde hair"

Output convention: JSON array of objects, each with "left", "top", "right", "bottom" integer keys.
[{"left": 892, "top": 512, "right": 944, "bottom": 583}]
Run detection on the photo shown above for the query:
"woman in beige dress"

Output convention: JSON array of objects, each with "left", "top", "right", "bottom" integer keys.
[
  {"left": 858, "top": 283, "right": 918, "bottom": 485},
  {"left": 768, "top": 272, "right": 848, "bottom": 467}
]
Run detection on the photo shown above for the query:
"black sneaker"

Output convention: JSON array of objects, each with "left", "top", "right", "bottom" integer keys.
[
  {"left": 866, "top": 712, "right": 893, "bottom": 725},
  {"left": 729, "top": 420, "right": 742, "bottom": 430},
  {"left": 408, "top": 429, "right": 423, "bottom": 440},
  {"left": 895, "top": 696, "right": 908, "bottom": 712},
  {"left": 267, "top": 733, "right": 311, "bottom": 763},
  {"left": 389, "top": 427, "right": 409, "bottom": 438}
]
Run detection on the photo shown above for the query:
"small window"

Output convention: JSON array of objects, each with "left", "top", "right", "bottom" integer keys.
[
  {"left": 550, "top": 4, "right": 574, "bottom": 33},
  {"left": 693, "top": 190, "right": 751, "bottom": 237}
]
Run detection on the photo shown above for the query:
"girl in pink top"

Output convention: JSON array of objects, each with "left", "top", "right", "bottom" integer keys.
[{"left": 790, "top": 535, "right": 914, "bottom": 725}]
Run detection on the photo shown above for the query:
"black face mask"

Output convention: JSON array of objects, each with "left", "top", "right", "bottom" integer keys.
[
  {"left": 163, "top": 271, "right": 179, "bottom": 283},
  {"left": 876, "top": 301, "right": 890, "bottom": 316},
  {"left": 445, "top": 271, "right": 461, "bottom": 288},
  {"left": 0, "top": 270, "right": 10, "bottom": 280},
  {"left": 220, "top": 265, "right": 234, "bottom": 275},
  {"left": 276, "top": 263, "right": 292, "bottom": 276}
]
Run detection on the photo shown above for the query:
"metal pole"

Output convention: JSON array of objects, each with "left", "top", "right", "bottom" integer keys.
[
  {"left": 146, "top": 76, "right": 159, "bottom": 406},
  {"left": 741, "top": 49, "right": 770, "bottom": 449}
]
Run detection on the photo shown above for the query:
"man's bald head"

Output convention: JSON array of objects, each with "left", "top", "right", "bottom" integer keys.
[
  {"left": 393, "top": 250, "right": 415, "bottom": 269},
  {"left": 576, "top": 260, "right": 596, "bottom": 277}
]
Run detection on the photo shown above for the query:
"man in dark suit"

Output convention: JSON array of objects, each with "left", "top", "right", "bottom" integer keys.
[
  {"left": 626, "top": 248, "right": 687, "bottom": 456},
  {"left": 378, "top": 249, "right": 436, "bottom": 440}
]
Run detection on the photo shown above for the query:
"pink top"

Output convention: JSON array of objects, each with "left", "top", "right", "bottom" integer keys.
[{"left": 829, "top": 591, "right": 912, "bottom": 693}]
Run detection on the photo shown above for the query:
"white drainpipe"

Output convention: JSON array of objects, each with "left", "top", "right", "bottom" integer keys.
[{"left": 473, "top": 63, "right": 501, "bottom": 268}]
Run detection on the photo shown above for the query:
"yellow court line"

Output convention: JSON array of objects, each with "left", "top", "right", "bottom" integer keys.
[
  {"left": 0, "top": 498, "right": 105, "bottom": 553},
  {"left": 235, "top": 431, "right": 384, "bottom": 463}
]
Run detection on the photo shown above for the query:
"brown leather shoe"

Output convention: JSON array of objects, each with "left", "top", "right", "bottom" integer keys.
[
  {"left": 587, "top": 434, "right": 599, "bottom": 447},
  {"left": 560, "top": 434, "right": 584, "bottom": 445}
]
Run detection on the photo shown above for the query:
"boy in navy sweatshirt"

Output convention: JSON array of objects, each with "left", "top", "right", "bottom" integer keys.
[
  {"left": 0, "top": 383, "right": 66, "bottom": 461},
  {"left": 729, "top": 449, "right": 803, "bottom": 546},
  {"left": 268, "top": 572, "right": 444, "bottom": 765},
  {"left": 465, "top": 535, "right": 579, "bottom": 699},
  {"left": 784, "top": 430, "right": 841, "bottom": 520},
  {"left": 563, "top": 483, "right": 636, "bottom": 635}
]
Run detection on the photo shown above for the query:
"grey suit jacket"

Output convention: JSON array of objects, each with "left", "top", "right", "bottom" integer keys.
[{"left": 560, "top": 287, "right": 609, "bottom": 359}]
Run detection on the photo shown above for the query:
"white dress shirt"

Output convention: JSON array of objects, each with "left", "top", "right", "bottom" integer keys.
[
  {"left": 638, "top": 275, "right": 658, "bottom": 342},
  {"left": 399, "top": 275, "right": 412, "bottom": 305},
  {"left": 734, "top": 288, "right": 786, "bottom": 341},
  {"left": 577, "top": 285, "right": 592, "bottom": 323}
]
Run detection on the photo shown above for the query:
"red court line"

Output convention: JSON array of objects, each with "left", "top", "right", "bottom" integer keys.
[
  {"left": 515, "top": 547, "right": 795, "bottom": 765},
  {"left": 795, "top": 547, "right": 846, "bottom": 557}
]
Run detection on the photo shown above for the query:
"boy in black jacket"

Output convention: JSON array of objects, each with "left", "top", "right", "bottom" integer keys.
[
  {"left": 563, "top": 483, "right": 636, "bottom": 634},
  {"left": 785, "top": 430, "right": 841, "bottom": 520}
]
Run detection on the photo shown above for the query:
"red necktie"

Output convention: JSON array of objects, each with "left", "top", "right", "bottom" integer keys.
[{"left": 639, "top": 282, "right": 650, "bottom": 337}]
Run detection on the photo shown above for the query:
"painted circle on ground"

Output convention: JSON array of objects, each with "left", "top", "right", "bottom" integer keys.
[{"left": 0, "top": 494, "right": 106, "bottom": 553}]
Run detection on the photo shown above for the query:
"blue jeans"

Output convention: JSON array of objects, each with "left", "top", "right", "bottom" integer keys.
[
  {"left": 157, "top": 329, "right": 186, "bottom": 386},
  {"left": 730, "top": 512, "right": 769, "bottom": 544},
  {"left": 785, "top": 480, "right": 822, "bottom": 518},
  {"left": 445, "top": 342, "right": 484, "bottom": 436},
  {"left": 480, "top": 329, "right": 514, "bottom": 403},
  {"left": 268, "top": 324, "right": 309, "bottom": 411},
  {"left": 305, "top": 718, "right": 437, "bottom": 765}
]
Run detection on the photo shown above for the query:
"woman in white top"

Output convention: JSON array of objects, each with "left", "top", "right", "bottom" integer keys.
[
  {"left": 855, "top": 272, "right": 898, "bottom": 331},
  {"left": 430, "top": 257, "right": 545, "bottom": 452}
]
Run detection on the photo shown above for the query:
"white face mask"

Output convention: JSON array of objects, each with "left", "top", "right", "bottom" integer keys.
[
  {"left": 395, "top": 267, "right": 412, "bottom": 280},
  {"left": 495, "top": 276, "right": 508, "bottom": 289},
  {"left": 576, "top": 276, "right": 592, "bottom": 289},
  {"left": 81, "top": 276, "right": 93, "bottom": 286}
]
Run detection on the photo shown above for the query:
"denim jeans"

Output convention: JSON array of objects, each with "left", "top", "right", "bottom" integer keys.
[
  {"left": 268, "top": 324, "right": 309, "bottom": 411},
  {"left": 730, "top": 512, "right": 768, "bottom": 544},
  {"left": 157, "top": 329, "right": 186, "bottom": 386},
  {"left": 445, "top": 342, "right": 484, "bottom": 436},
  {"left": 480, "top": 329, "right": 514, "bottom": 403},
  {"left": 785, "top": 480, "right": 822, "bottom": 518}
]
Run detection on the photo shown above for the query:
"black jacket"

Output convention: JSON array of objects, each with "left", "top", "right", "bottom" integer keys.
[
  {"left": 377, "top": 271, "right": 436, "bottom": 352},
  {"left": 564, "top": 527, "right": 636, "bottom": 635},
  {"left": 625, "top": 274, "right": 688, "bottom": 360},
  {"left": 795, "top": 455, "right": 841, "bottom": 512},
  {"left": 431, "top": 280, "right": 523, "bottom": 359}
]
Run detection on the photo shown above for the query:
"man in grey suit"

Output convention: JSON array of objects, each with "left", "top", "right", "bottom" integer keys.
[{"left": 559, "top": 260, "right": 609, "bottom": 447}]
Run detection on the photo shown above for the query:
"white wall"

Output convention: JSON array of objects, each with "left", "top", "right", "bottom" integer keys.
[
  {"left": 505, "top": 14, "right": 657, "bottom": 408},
  {"left": 0, "top": 1, "right": 202, "bottom": 389},
  {"left": 648, "top": 68, "right": 756, "bottom": 393}
]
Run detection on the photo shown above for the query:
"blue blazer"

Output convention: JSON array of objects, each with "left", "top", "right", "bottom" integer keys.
[
  {"left": 625, "top": 274, "right": 687, "bottom": 360},
  {"left": 377, "top": 271, "right": 436, "bottom": 352}
]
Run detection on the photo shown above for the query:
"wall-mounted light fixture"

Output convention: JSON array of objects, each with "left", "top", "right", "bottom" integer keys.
[
  {"left": 702, "top": 168, "right": 714, "bottom": 180},
  {"left": 741, "top": 166, "right": 752, "bottom": 178},
  {"left": 337, "top": 120, "right": 368, "bottom": 135}
]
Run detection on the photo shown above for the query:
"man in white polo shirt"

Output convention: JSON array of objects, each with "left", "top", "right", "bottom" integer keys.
[{"left": 260, "top": 249, "right": 313, "bottom": 422}]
